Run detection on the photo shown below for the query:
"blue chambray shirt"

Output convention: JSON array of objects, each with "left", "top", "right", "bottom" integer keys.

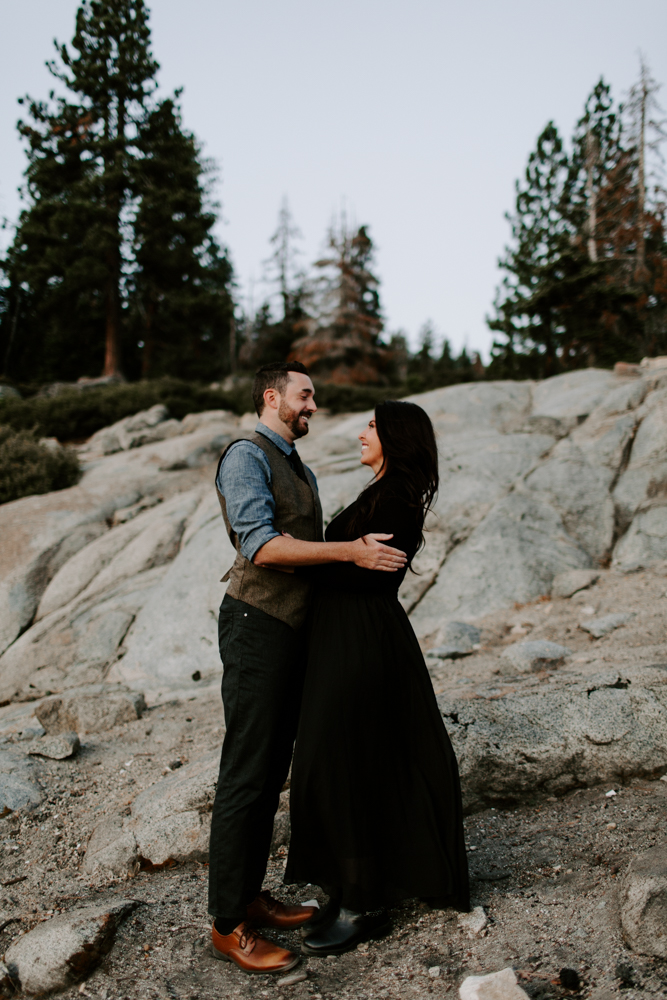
[{"left": 216, "top": 422, "right": 318, "bottom": 563}]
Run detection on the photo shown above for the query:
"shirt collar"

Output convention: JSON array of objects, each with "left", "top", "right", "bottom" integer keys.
[{"left": 256, "top": 422, "right": 295, "bottom": 456}]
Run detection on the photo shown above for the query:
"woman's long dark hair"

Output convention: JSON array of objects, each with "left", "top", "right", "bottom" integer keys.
[{"left": 346, "top": 400, "right": 439, "bottom": 552}]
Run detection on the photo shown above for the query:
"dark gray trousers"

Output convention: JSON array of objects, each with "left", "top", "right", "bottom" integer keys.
[{"left": 207, "top": 594, "right": 307, "bottom": 923}]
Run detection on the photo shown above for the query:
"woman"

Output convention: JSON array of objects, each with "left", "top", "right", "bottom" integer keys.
[{"left": 285, "top": 400, "right": 470, "bottom": 957}]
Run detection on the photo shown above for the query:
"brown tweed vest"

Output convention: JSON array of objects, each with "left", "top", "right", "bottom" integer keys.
[{"left": 216, "top": 431, "right": 323, "bottom": 630}]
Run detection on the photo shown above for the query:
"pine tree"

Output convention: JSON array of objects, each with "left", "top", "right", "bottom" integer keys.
[
  {"left": 407, "top": 321, "right": 437, "bottom": 387},
  {"left": 0, "top": 0, "right": 233, "bottom": 383},
  {"left": 488, "top": 71, "right": 667, "bottom": 375},
  {"left": 129, "top": 97, "right": 233, "bottom": 379},
  {"left": 487, "top": 121, "right": 570, "bottom": 376},
  {"left": 242, "top": 199, "right": 309, "bottom": 367},
  {"left": 291, "top": 219, "right": 389, "bottom": 383}
]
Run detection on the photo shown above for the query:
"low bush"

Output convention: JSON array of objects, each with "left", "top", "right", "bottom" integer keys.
[
  {"left": 0, "top": 428, "right": 81, "bottom": 505},
  {"left": 0, "top": 370, "right": 479, "bottom": 442},
  {"left": 0, "top": 378, "right": 255, "bottom": 441},
  {"left": 0, "top": 376, "right": 417, "bottom": 440}
]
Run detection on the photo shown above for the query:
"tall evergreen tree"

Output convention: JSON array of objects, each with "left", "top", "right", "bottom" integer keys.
[
  {"left": 488, "top": 121, "right": 570, "bottom": 376},
  {"left": 241, "top": 199, "right": 309, "bottom": 367},
  {"left": 489, "top": 69, "right": 667, "bottom": 376},
  {"left": 291, "top": 220, "right": 389, "bottom": 383},
  {"left": 129, "top": 97, "right": 233, "bottom": 379},
  {"left": 0, "top": 0, "right": 233, "bottom": 383}
]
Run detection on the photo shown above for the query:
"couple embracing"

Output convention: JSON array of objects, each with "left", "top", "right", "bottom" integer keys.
[{"left": 207, "top": 361, "right": 469, "bottom": 974}]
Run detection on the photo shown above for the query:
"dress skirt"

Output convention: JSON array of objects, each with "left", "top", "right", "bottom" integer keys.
[{"left": 285, "top": 588, "right": 470, "bottom": 913}]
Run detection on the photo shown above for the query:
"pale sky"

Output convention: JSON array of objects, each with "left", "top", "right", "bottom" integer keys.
[{"left": 1, "top": 1, "right": 666, "bottom": 359}]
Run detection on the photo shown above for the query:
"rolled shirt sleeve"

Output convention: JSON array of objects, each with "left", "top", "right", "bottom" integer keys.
[{"left": 216, "top": 441, "right": 281, "bottom": 563}]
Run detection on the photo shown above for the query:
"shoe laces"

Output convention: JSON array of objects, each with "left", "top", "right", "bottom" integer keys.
[{"left": 238, "top": 922, "right": 259, "bottom": 951}]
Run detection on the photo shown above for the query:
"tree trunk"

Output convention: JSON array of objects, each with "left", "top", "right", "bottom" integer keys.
[
  {"left": 585, "top": 130, "right": 598, "bottom": 262},
  {"left": 102, "top": 92, "right": 126, "bottom": 377},
  {"left": 229, "top": 314, "right": 237, "bottom": 373},
  {"left": 141, "top": 298, "right": 156, "bottom": 378},
  {"left": 103, "top": 261, "right": 122, "bottom": 376},
  {"left": 636, "top": 68, "right": 647, "bottom": 273}
]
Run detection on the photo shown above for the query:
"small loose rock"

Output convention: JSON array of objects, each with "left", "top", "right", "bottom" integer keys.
[
  {"left": 580, "top": 612, "right": 635, "bottom": 638},
  {"left": 457, "top": 905, "right": 488, "bottom": 937},
  {"left": 26, "top": 731, "right": 79, "bottom": 760}
]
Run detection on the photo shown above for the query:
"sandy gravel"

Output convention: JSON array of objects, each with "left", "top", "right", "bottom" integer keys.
[{"left": 1, "top": 566, "right": 666, "bottom": 999}]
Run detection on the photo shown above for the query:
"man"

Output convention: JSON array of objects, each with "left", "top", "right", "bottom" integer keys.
[{"left": 209, "top": 361, "right": 407, "bottom": 974}]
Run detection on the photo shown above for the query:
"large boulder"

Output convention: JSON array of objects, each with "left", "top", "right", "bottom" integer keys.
[
  {"left": 433, "top": 431, "right": 555, "bottom": 549},
  {"left": 6, "top": 368, "right": 667, "bottom": 714},
  {"left": 410, "top": 493, "right": 591, "bottom": 641},
  {"left": 0, "top": 568, "right": 166, "bottom": 703},
  {"left": 126, "top": 750, "right": 217, "bottom": 864},
  {"left": 439, "top": 666, "right": 667, "bottom": 812},
  {"left": 85, "top": 750, "right": 218, "bottom": 874},
  {"left": 614, "top": 387, "right": 667, "bottom": 529},
  {"left": 109, "top": 493, "right": 232, "bottom": 696},
  {"left": 613, "top": 504, "right": 667, "bottom": 571},
  {"left": 529, "top": 368, "right": 619, "bottom": 434},
  {"left": 4, "top": 899, "right": 138, "bottom": 994},
  {"left": 521, "top": 439, "right": 616, "bottom": 561},
  {"left": 0, "top": 419, "right": 236, "bottom": 659}
]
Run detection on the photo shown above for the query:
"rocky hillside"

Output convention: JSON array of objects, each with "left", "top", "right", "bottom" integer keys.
[
  {"left": 1, "top": 365, "right": 667, "bottom": 998},
  {"left": 1, "top": 365, "right": 666, "bottom": 702}
]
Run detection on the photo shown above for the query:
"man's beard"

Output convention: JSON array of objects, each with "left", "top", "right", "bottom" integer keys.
[{"left": 279, "top": 400, "right": 311, "bottom": 439}]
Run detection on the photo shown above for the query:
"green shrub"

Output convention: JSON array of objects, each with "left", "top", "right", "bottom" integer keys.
[
  {"left": 0, "top": 378, "right": 255, "bottom": 441},
  {"left": 0, "top": 428, "right": 81, "bottom": 505},
  {"left": 0, "top": 374, "right": 469, "bottom": 442}
]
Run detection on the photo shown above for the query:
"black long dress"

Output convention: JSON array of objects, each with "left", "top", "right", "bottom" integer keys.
[{"left": 285, "top": 478, "right": 470, "bottom": 914}]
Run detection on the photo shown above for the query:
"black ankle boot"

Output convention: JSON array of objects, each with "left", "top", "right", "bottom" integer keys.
[
  {"left": 301, "top": 907, "right": 391, "bottom": 956},
  {"left": 299, "top": 896, "right": 341, "bottom": 938}
]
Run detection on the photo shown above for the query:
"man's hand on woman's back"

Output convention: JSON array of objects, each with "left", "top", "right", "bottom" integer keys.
[{"left": 351, "top": 534, "right": 407, "bottom": 571}]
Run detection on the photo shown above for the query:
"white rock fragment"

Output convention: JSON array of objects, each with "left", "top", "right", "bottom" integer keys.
[
  {"left": 580, "top": 612, "right": 635, "bottom": 638},
  {"left": 26, "top": 731, "right": 79, "bottom": 760},
  {"left": 605, "top": 789, "right": 617, "bottom": 798},
  {"left": 459, "top": 967, "right": 530, "bottom": 1000},
  {"left": 457, "top": 906, "right": 489, "bottom": 937},
  {"left": 428, "top": 965, "right": 441, "bottom": 978},
  {"left": 280, "top": 970, "right": 308, "bottom": 985}
]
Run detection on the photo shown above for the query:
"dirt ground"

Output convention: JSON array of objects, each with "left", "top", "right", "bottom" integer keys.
[{"left": 1, "top": 565, "right": 667, "bottom": 999}]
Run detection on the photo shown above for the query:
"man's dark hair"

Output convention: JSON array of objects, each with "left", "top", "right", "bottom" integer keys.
[{"left": 252, "top": 361, "right": 310, "bottom": 415}]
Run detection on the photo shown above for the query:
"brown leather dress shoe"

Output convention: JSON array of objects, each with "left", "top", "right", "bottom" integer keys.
[
  {"left": 247, "top": 890, "right": 317, "bottom": 930},
  {"left": 211, "top": 921, "right": 299, "bottom": 974}
]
